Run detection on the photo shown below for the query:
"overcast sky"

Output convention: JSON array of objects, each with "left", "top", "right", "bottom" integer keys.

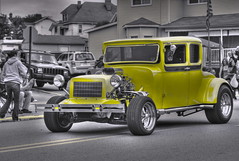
[{"left": 1, "top": 0, "right": 117, "bottom": 21}]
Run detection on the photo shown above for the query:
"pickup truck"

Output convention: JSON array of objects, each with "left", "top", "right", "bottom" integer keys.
[{"left": 44, "top": 37, "right": 233, "bottom": 135}]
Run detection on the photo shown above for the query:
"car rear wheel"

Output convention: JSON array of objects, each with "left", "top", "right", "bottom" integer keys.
[
  {"left": 127, "top": 96, "right": 157, "bottom": 135},
  {"left": 44, "top": 96, "right": 73, "bottom": 132},
  {"left": 205, "top": 85, "right": 233, "bottom": 124}
]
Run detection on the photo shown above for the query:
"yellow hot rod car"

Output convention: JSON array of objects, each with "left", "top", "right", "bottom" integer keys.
[{"left": 44, "top": 37, "right": 233, "bottom": 135}]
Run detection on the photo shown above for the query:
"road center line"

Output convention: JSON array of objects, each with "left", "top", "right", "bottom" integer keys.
[{"left": 0, "top": 136, "right": 111, "bottom": 153}]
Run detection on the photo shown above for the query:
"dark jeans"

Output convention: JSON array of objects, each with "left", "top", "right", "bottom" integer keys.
[{"left": 0, "top": 82, "right": 20, "bottom": 119}]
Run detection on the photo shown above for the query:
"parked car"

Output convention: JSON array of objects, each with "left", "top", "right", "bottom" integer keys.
[
  {"left": 57, "top": 51, "right": 96, "bottom": 76},
  {"left": 20, "top": 50, "right": 70, "bottom": 87},
  {"left": 86, "top": 55, "right": 104, "bottom": 74},
  {"left": 44, "top": 37, "right": 233, "bottom": 136}
]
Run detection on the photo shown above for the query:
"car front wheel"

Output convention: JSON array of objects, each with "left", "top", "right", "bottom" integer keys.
[
  {"left": 44, "top": 96, "right": 73, "bottom": 132},
  {"left": 205, "top": 85, "right": 233, "bottom": 124},
  {"left": 127, "top": 96, "right": 157, "bottom": 135}
]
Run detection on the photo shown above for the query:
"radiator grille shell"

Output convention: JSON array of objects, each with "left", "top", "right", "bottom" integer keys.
[
  {"left": 73, "top": 82, "right": 102, "bottom": 97},
  {"left": 43, "top": 68, "right": 64, "bottom": 75}
]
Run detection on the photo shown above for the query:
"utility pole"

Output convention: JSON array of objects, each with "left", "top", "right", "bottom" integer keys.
[
  {"left": 206, "top": 0, "right": 213, "bottom": 71},
  {"left": 28, "top": 26, "right": 32, "bottom": 78}
]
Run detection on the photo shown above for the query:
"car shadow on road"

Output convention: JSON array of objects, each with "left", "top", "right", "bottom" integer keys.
[
  {"left": 156, "top": 119, "right": 210, "bottom": 129},
  {"left": 68, "top": 124, "right": 129, "bottom": 135}
]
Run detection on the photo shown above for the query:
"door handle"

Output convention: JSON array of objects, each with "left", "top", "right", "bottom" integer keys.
[{"left": 184, "top": 67, "right": 190, "bottom": 71}]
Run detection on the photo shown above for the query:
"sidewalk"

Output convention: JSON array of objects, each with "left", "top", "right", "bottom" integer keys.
[{"left": 0, "top": 102, "right": 45, "bottom": 123}]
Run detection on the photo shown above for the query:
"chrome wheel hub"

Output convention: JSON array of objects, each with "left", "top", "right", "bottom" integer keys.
[
  {"left": 220, "top": 93, "right": 232, "bottom": 117},
  {"left": 141, "top": 102, "right": 156, "bottom": 131}
]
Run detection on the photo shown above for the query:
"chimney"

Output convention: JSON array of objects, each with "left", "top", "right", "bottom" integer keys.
[
  {"left": 77, "top": 1, "right": 82, "bottom": 10},
  {"left": 105, "top": 0, "right": 112, "bottom": 11}
]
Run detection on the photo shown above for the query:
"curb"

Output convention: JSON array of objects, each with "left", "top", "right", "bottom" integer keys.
[{"left": 0, "top": 114, "right": 43, "bottom": 123}]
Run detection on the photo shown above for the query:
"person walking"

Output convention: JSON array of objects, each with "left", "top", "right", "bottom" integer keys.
[{"left": 0, "top": 50, "right": 28, "bottom": 121}]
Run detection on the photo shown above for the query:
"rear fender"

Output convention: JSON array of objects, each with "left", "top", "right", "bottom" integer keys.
[{"left": 198, "top": 78, "right": 231, "bottom": 104}]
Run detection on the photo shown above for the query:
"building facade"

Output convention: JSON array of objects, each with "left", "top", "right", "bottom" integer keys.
[
  {"left": 88, "top": 0, "right": 239, "bottom": 59},
  {"left": 50, "top": 0, "right": 116, "bottom": 38}
]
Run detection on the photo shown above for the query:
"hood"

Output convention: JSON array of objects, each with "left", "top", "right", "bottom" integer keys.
[
  {"left": 31, "top": 62, "right": 67, "bottom": 70},
  {"left": 7, "top": 57, "right": 18, "bottom": 65}
]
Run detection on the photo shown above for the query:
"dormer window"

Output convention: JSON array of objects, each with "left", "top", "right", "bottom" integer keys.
[
  {"left": 131, "top": 0, "right": 152, "bottom": 7},
  {"left": 63, "top": 14, "right": 68, "bottom": 21}
]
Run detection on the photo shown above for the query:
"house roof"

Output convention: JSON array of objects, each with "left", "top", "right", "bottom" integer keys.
[
  {"left": 33, "top": 35, "right": 87, "bottom": 45},
  {"left": 124, "top": 17, "right": 160, "bottom": 28},
  {"left": 62, "top": 2, "right": 117, "bottom": 25},
  {"left": 25, "top": 17, "right": 56, "bottom": 26},
  {"left": 162, "top": 13, "right": 239, "bottom": 29},
  {"left": 86, "top": 22, "right": 117, "bottom": 33},
  {"left": 34, "top": 16, "right": 56, "bottom": 24}
]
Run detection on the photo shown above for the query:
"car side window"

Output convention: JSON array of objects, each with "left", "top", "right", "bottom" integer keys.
[
  {"left": 58, "top": 55, "right": 63, "bottom": 61},
  {"left": 69, "top": 54, "right": 73, "bottom": 61},
  {"left": 190, "top": 44, "right": 200, "bottom": 63},
  {"left": 165, "top": 44, "right": 186, "bottom": 64}
]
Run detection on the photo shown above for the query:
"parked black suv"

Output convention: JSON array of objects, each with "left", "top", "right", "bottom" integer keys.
[{"left": 20, "top": 50, "right": 70, "bottom": 87}]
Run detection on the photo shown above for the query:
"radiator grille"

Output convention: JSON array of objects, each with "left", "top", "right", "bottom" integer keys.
[
  {"left": 74, "top": 82, "right": 102, "bottom": 97},
  {"left": 43, "top": 68, "right": 64, "bottom": 75}
]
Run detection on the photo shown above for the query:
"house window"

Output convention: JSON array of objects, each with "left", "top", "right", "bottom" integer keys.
[
  {"left": 131, "top": 36, "right": 138, "bottom": 38},
  {"left": 144, "top": 35, "right": 153, "bottom": 38},
  {"left": 170, "top": 32, "right": 188, "bottom": 36},
  {"left": 54, "top": 27, "right": 58, "bottom": 33},
  {"left": 188, "top": 0, "right": 207, "bottom": 5},
  {"left": 60, "top": 29, "right": 64, "bottom": 35},
  {"left": 132, "top": 0, "right": 152, "bottom": 6},
  {"left": 79, "top": 25, "right": 82, "bottom": 33},
  {"left": 63, "top": 14, "right": 68, "bottom": 21}
]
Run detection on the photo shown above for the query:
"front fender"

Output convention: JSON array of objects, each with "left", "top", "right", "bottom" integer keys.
[{"left": 198, "top": 78, "right": 230, "bottom": 104}]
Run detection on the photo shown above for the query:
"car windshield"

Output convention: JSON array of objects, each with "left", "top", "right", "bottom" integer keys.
[
  {"left": 104, "top": 44, "right": 159, "bottom": 63},
  {"left": 75, "top": 53, "right": 94, "bottom": 61},
  {"left": 30, "top": 53, "right": 58, "bottom": 64}
]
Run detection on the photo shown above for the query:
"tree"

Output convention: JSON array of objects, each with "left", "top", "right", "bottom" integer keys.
[
  {"left": 0, "top": 15, "right": 10, "bottom": 39},
  {"left": 23, "top": 14, "right": 43, "bottom": 23},
  {"left": 0, "top": 13, "right": 43, "bottom": 39}
]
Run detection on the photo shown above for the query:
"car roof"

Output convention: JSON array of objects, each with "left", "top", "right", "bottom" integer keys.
[
  {"left": 62, "top": 51, "right": 93, "bottom": 54},
  {"left": 21, "top": 50, "right": 52, "bottom": 55},
  {"left": 104, "top": 36, "right": 202, "bottom": 44}
]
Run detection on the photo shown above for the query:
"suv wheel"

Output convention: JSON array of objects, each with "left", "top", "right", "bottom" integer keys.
[
  {"left": 36, "top": 81, "right": 45, "bottom": 87},
  {"left": 127, "top": 96, "right": 157, "bottom": 135},
  {"left": 44, "top": 96, "right": 73, "bottom": 132},
  {"left": 205, "top": 85, "right": 233, "bottom": 124}
]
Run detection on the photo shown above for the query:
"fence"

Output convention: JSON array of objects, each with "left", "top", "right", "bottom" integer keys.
[{"left": 205, "top": 48, "right": 236, "bottom": 68}]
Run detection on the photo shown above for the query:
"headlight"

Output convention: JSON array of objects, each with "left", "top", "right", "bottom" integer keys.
[
  {"left": 37, "top": 68, "right": 43, "bottom": 73},
  {"left": 53, "top": 74, "right": 65, "bottom": 87},
  {"left": 110, "top": 74, "right": 122, "bottom": 88}
]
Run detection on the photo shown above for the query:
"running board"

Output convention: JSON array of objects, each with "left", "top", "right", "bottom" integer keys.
[{"left": 157, "top": 105, "right": 214, "bottom": 115}]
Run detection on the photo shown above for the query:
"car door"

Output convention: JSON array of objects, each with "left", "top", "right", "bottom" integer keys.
[
  {"left": 162, "top": 44, "right": 190, "bottom": 108},
  {"left": 188, "top": 43, "right": 203, "bottom": 105}
]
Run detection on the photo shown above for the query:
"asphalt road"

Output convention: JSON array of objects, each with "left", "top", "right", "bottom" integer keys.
[{"left": 0, "top": 84, "right": 239, "bottom": 161}]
